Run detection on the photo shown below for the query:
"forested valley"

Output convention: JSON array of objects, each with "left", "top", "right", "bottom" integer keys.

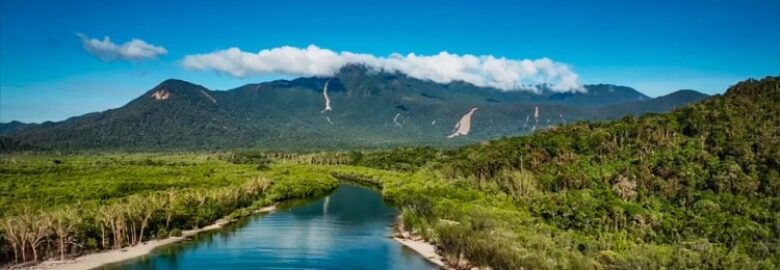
[{"left": 1, "top": 77, "right": 778, "bottom": 269}]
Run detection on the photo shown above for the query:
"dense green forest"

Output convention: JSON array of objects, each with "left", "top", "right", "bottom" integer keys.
[
  {"left": 303, "top": 77, "right": 778, "bottom": 268},
  {"left": 0, "top": 77, "right": 776, "bottom": 269},
  {"left": 353, "top": 76, "right": 779, "bottom": 269}
]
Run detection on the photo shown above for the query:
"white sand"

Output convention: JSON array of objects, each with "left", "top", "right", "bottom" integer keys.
[
  {"left": 21, "top": 204, "right": 449, "bottom": 270},
  {"left": 29, "top": 219, "right": 228, "bottom": 270},
  {"left": 394, "top": 236, "right": 447, "bottom": 268},
  {"left": 254, "top": 204, "right": 277, "bottom": 214},
  {"left": 29, "top": 205, "right": 278, "bottom": 270}
]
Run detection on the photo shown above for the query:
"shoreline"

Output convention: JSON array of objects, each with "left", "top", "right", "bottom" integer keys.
[
  {"left": 391, "top": 223, "right": 449, "bottom": 269},
  {"left": 11, "top": 203, "right": 447, "bottom": 270},
  {"left": 393, "top": 236, "right": 448, "bottom": 269},
  {"left": 24, "top": 204, "right": 278, "bottom": 270}
]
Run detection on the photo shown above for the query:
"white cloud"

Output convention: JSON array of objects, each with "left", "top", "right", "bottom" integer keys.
[
  {"left": 76, "top": 33, "right": 168, "bottom": 61},
  {"left": 182, "top": 45, "right": 583, "bottom": 92}
]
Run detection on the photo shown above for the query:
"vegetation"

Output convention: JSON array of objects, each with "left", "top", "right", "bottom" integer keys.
[
  {"left": 307, "top": 77, "right": 779, "bottom": 269},
  {"left": 0, "top": 154, "right": 339, "bottom": 265},
  {"left": 1, "top": 68, "right": 706, "bottom": 151},
  {"left": 0, "top": 77, "right": 773, "bottom": 269},
  {"left": 0, "top": 137, "right": 42, "bottom": 153}
]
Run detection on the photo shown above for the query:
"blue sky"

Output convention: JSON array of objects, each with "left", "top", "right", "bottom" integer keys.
[{"left": 1, "top": 0, "right": 778, "bottom": 123}]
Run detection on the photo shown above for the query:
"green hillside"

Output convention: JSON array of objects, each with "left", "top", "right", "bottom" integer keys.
[
  {"left": 339, "top": 76, "right": 779, "bottom": 268},
  {"left": 1, "top": 67, "right": 706, "bottom": 151},
  {"left": 0, "top": 77, "right": 773, "bottom": 268}
]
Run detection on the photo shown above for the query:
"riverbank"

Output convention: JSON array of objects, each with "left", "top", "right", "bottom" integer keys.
[
  {"left": 393, "top": 236, "right": 447, "bottom": 269},
  {"left": 21, "top": 204, "right": 278, "bottom": 270},
  {"left": 392, "top": 222, "right": 450, "bottom": 269}
]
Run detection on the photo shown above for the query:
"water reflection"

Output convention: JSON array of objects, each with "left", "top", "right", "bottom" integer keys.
[{"left": 104, "top": 183, "right": 436, "bottom": 270}]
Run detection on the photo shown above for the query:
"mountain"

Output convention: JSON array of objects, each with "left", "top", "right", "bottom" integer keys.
[
  {"left": 0, "top": 136, "right": 43, "bottom": 152},
  {"left": 2, "top": 66, "right": 707, "bottom": 151},
  {"left": 0, "top": 121, "right": 37, "bottom": 135},
  {"left": 351, "top": 76, "right": 779, "bottom": 268},
  {"left": 597, "top": 89, "right": 710, "bottom": 117}
]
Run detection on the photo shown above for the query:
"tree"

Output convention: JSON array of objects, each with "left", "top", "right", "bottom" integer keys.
[
  {"left": 23, "top": 212, "right": 51, "bottom": 262},
  {"left": 0, "top": 216, "right": 22, "bottom": 263},
  {"left": 612, "top": 175, "right": 637, "bottom": 201},
  {"left": 51, "top": 207, "right": 81, "bottom": 260},
  {"left": 133, "top": 195, "right": 160, "bottom": 245}
]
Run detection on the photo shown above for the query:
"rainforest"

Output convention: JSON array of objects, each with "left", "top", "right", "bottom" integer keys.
[
  {"left": 2, "top": 1, "right": 779, "bottom": 269},
  {"left": 1, "top": 77, "right": 778, "bottom": 269}
]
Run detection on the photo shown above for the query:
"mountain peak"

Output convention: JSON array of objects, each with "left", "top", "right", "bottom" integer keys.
[
  {"left": 584, "top": 84, "right": 647, "bottom": 97},
  {"left": 662, "top": 89, "right": 708, "bottom": 99},
  {"left": 1, "top": 74, "right": 715, "bottom": 150},
  {"left": 155, "top": 78, "right": 205, "bottom": 90},
  {"left": 337, "top": 64, "right": 371, "bottom": 75},
  {"left": 130, "top": 78, "right": 220, "bottom": 106}
]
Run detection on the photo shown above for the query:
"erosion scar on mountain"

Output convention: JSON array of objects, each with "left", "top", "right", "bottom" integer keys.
[
  {"left": 322, "top": 79, "right": 332, "bottom": 113},
  {"left": 448, "top": 107, "right": 478, "bottom": 138},
  {"left": 0, "top": 75, "right": 710, "bottom": 151},
  {"left": 393, "top": 113, "right": 403, "bottom": 127},
  {"left": 151, "top": 89, "right": 170, "bottom": 100},
  {"left": 532, "top": 106, "right": 539, "bottom": 131},
  {"left": 201, "top": 90, "right": 217, "bottom": 104}
]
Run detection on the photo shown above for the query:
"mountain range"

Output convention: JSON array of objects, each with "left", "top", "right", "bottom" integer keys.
[{"left": 0, "top": 66, "right": 708, "bottom": 151}]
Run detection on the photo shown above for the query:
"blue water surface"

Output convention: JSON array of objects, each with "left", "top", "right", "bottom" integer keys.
[{"left": 104, "top": 183, "right": 437, "bottom": 270}]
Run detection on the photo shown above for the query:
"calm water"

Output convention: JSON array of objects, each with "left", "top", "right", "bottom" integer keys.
[{"left": 104, "top": 183, "right": 437, "bottom": 270}]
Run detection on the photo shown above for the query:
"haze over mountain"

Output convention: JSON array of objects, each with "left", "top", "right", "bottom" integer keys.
[{"left": 0, "top": 66, "right": 707, "bottom": 151}]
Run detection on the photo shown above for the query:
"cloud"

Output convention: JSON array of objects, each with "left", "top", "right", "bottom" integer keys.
[
  {"left": 182, "top": 45, "right": 583, "bottom": 92},
  {"left": 76, "top": 33, "right": 168, "bottom": 61}
]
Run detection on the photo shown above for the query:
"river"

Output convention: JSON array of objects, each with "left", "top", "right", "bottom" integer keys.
[{"left": 102, "top": 183, "right": 438, "bottom": 269}]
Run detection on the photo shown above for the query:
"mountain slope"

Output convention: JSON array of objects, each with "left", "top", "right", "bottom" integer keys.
[
  {"left": 349, "top": 76, "right": 779, "bottom": 268},
  {"left": 0, "top": 121, "right": 37, "bottom": 135},
  {"left": 437, "top": 76, "right": 780, "bottom": 268},
  {"left": 597, "top": 89, "right": 709, "bottom": 117},
  {"left": 3, "top": 67, "right": 707, "bottom": 151}
]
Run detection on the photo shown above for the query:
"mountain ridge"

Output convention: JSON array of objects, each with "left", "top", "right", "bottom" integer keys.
[{"left": 1, "top": 69, "right": 709, "bottom": 151}]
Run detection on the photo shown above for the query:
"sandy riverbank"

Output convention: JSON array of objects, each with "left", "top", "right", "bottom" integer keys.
[
  {"left": 254, "top": 204, "right": 277, "bottom": 214},
  {"left": 12, "top": 203, "right": 445, "bottom": 270},
  {"left": 24, "top": 204, "right": 278, "bottom": 270},
  {"left": 392, "top": 221, "right": 450, "bottom": 269},
  {"left": 393, "top": 236, "right": 447, "bottom": 268}
]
